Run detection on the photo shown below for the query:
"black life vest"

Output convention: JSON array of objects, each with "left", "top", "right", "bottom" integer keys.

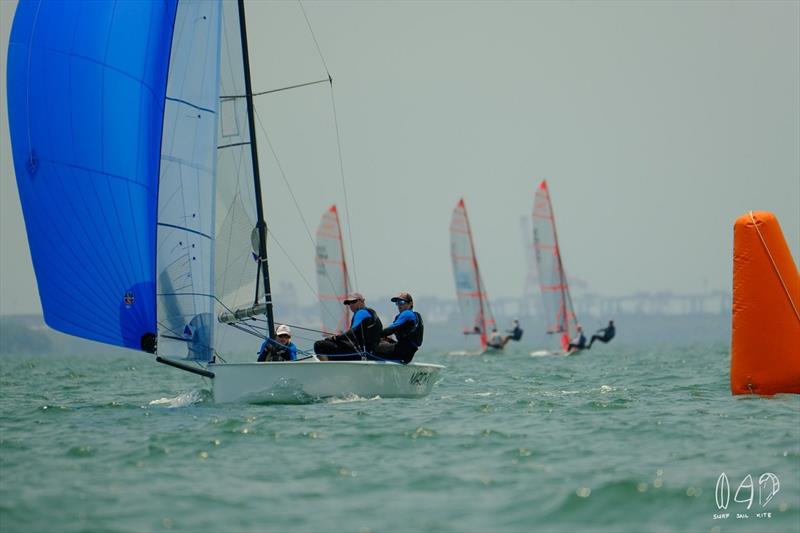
[
  {"left": 351, "top": 307, "right": 382, "bottom": 351},
  {"left": 394, "top": 311, "right": 424, "bottom": 351},
  {"left": 258, "top": 340, "right": 293, "bottom": 362}
]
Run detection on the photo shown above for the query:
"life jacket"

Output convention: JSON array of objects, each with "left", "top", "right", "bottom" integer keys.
[
  {"left": 259, "top": 341, "right": 293, "bottom": 362},
  {"left": 393, "top": 311, "right": 424, "bottom": 351},
  {"left": 351, "top": 307, "right": 382, "bottom": 351}
]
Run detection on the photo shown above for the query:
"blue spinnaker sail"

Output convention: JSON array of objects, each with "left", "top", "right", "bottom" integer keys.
[{"left": 7, "top": 0, "right": 178, "bottom": 351}]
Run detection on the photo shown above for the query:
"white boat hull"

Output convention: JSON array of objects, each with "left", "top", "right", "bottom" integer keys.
[
  {"left": 529, "top": 349, "right": 581, "bottom": 357},
  {"left": 208, "top": 361, "right": 444, "bottom": 403}
]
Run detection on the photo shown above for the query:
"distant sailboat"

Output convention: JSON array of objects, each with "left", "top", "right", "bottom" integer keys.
[
  {"left": 450, "top": 199, "right": 498, "bottom": 353},
  {"left": 315, "top": 204, "right": 350, "bottom": 335},
  {"left": 531, "top": 180, "right": 580, "bottom": 355},
  {"left": 7, "top": 0, "right": 442, "bottom": 402}
]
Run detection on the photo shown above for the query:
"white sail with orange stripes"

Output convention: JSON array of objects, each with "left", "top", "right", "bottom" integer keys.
[
  {"left": 450, "top": 198, "right": 496, "bottom": 352},
  {"left": 315, "top": 205, "right": 351, "bottom": 335},
  {"left": 532, "top": 180, "right": 579, "bottom": 352}
]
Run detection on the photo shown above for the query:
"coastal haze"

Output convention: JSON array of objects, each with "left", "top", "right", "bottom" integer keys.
[{"left": 1, "top": 0, "right": 798, "bottom": 319}]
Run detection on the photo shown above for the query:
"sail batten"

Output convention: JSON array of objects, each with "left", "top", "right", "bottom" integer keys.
[
  {"left": 155, "top": 0, "right": 222, "bottom": 361},
  {"left": 532, "top": 180, "right": 579, "bottom": 352}
]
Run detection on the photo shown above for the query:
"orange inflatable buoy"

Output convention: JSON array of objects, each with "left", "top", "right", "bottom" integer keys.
[{"left": 731, "top": 211, "right": 800, "bottom": 395}]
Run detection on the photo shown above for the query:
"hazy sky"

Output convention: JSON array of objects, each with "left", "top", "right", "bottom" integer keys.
[{"left": 1, "top": 0, "right": 798, "bottom": 315}]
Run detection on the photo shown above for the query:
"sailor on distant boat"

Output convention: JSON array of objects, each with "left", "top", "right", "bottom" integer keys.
[
  {"left": 375, "top": 292, "right": 424, "bottom": 364},
  {"left": 501, "top": 319, "right": 524, "bottom": 347},
  {"left": 567, "top": 325, "right": 587, "bottom": 352},
  {"left": 486, "top": 328, "right": 504, "bottom": 350},
  {"left": 314, "top": 292, "right": 383, "bottom": 360},
  {"left": 257, "top": 324, "right": 298, "bottom": 362},
  {"left": 587, "top": 320, "right": 615, "bottom": 349}
]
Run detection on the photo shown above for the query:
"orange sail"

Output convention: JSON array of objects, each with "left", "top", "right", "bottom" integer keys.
[
  {"left": 450, "top": 199, "right": 496, "bottom": 352},
  {"left": 532, "top": 180, "right": 579, "bottom": 352},
  {"left": 315, "top": 204, "right": 351, "bottom": 335},
  {"left": 731, "top": 211, "right": 800, "bottom": 395}
]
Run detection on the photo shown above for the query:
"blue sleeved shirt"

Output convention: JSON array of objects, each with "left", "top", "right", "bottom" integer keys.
[
  {"left": 258, "top": 339, "right": 298, "bottom": 361},
  {"left": 287, "top": 342, "right": 297, "bottom": 361},
  {"left": 388, "top": 309, "right": 417, "bottom": 330},
  {"left": 350, "top": 308, "right": 372, "bottom": 330}
]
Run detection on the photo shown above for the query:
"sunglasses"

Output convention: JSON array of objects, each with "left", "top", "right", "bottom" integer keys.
[
  {"left": 394, "top": 300, "right": 408, "bottom": 306},
  {"left": 277, "top": 334, "right": 291, "bottom": 339}
]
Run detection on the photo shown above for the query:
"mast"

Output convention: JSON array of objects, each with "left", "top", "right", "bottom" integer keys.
[
  {"left": 462, "top": 199, "right": 488, "bottom": 349},
  {"left": 237, "top": 0, "right": 275, "bottom": 339},
  {"left": 335, "top": 206, "right": 352, "bottom": 327},
  {"left": 548, "top": 189, "right": 571, "bottom": 341},
  {"left": 538, "top": 180, "right": 575, "bottom": 349}
]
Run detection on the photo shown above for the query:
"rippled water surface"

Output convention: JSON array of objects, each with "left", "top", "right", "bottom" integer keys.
[{"left": 1, "top": 343, "right": 798, "bottom": 532}]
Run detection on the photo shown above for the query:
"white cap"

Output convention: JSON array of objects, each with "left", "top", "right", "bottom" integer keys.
[{"left": 276, "top": 324, "right": 291, "bottom": 336}]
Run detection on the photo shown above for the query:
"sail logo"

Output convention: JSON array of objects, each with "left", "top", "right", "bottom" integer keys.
[
  {"left": 714, "top": 472, "right": 780, "bottom": 521},
  {"left": 26, "top": 150, "right": 39, "bottom": 176},
  {"left": 123, "top": 291, "right": 135, "bottom": 307}
]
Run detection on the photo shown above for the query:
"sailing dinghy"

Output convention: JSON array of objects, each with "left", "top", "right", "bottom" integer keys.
[
  {"left": 7, "top": 0, "right": 441, "bottom": 403},
  {"left": 530, "top": 180, "right": 581, "bottom": 356},
  {"left": 449, "top": 199, "right": 500, "bottom": 354}
]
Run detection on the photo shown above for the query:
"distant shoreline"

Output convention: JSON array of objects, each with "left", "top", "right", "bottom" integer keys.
[{"left": 0, "top": 312, "right": 730, "bottom": 357}]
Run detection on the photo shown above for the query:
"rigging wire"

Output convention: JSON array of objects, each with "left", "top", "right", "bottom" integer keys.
[
  {"left": 298, "top": 0, "right": 359, "bottom": 290},
  {"left": 213, "top": 2, "right": 359, "bottom": 347},
  {"left": 328, "top": 83, "right": 358, "bottom": 291},
  {"left": 250, "top": 107, "right": 345, "bottom": 315},
  {"left": 241, "top": 5, "right": 355, "bottom": 304},
  {"left": 266, "top": 227, "right": 361, "bottom": 347},
  {"left": 298, "top": 0, "right": 331, "bottom": 75}
]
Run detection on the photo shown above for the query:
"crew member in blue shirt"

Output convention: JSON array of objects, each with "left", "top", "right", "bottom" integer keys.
[
  {"left": 375, "top": 292, "right": 424, "bottom": 364},
  {"left": 257, "top": 324, "right": 298, "bottom": 362},
  {"left": 500, "top": 318, "right": 524, "bottom": 347},
  {"left": 314, "top": 292, "right": 383, "bottom": 360},
  {"left": 587, "top": 320, "right": 615, "bottom": 349}
]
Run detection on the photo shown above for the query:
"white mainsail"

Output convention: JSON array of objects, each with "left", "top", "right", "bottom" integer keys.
[{"left": 156, "top": 1, "right": 222, "bottom": 361}]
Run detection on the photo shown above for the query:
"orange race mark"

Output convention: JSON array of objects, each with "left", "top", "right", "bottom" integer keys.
[{"left": 731, "top": 211, "right": 800, "bottom": 395}]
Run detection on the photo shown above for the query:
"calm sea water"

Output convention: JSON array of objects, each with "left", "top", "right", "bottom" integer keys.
[{"left": 1, "top": 342, "right": 798, "bottom": 532}]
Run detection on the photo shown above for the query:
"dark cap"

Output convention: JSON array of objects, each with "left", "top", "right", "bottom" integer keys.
[
  {"left": 343, "top": 292, "right": 365, "bottom": 304},
  {"left": 390, "top": 292, "right": 413, "bottom": 304}
]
